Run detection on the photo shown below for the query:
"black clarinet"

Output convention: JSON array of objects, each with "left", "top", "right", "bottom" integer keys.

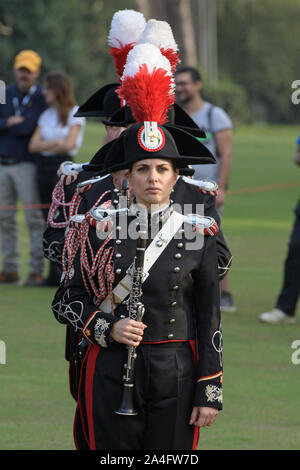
[
  {"left": 121, "top": 178, "right": 131, "bottom": 209},
  {"left": 115, "top": 207, "right": 147, "bottom": 416}
]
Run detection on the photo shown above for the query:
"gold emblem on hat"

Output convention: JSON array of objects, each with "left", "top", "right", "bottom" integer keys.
[
  {"left": 147, "top": 129, "right": 160, "bottom": 143},
  {"left": 138, "top": 121, "right": 165, "bottom": 152}
]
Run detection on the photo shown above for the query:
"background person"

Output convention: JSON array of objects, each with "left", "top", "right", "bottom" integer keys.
[
  {"left": 0, "top": 49, "right": 46, "bottom": 286},
  {"left": 259, "top": 142, "right": 300, "bottom": 324},
  {"left": 175, "top": 66, "right": 235, "bottom": 312},
  {"left": 29, "top": 71, "right": 86, "bottom": 286}
]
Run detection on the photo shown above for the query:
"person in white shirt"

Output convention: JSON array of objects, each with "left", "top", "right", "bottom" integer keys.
[
  {"left": 29, "top": 71, "right": 85, "bottom": 285},
  {"left": 175, "top": 66, "right": 235, "bottom": 313}
]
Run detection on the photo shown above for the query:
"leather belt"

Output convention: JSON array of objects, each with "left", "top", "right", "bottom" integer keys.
[{"left": 0, "top": 156, "right": 21, "bottom": 166}]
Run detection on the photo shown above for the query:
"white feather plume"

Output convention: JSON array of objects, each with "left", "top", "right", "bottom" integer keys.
[
  {"left": 108, "top": 9, "right": 146, "bottom": 48},
  {"left": 137, "top": 19, "right": 178, "bottom": 52},
  {"left": 122, "top": 43, "right": 172, "bottom": 79}
]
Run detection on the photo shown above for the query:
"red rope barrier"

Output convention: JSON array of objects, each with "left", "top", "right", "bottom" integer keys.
[{"left": 0, "top": 181, "right": 299, "bottom": 211}]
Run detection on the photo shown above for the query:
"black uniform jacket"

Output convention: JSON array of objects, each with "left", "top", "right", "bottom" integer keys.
[
  {"left": 44, "top": 174, "right": 232, "bottom": 282},
  {"left": 51, "top": 202, "right": 223, "bottom": 410}
]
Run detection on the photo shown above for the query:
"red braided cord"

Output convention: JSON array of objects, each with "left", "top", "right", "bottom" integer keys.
[
  {"left": 47, "top": 180, "right": 71, "bottom": 228},
  {"left": 63, "top": 189, "right": 115, "bottom": 309},
  {"left": 62, "top": 189, "right": 111, "bottom": 277}
]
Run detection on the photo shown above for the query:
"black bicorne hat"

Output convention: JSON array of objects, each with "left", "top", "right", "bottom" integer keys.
[
  {"left": 170, "top": 103, "right": 206, "bottom": 138},
  {"left": 101, "top": 103, "right": 206, "bottom": 138},
  {"left": 94, "top": 123, "right": 214, "bottom": 175},
  {"left": 101, "top": 105, "right": 135, "bottom": 127},
  {"left": 82, "top": 139, "right": 118, "bottom": 172},
  {"left": 74, "top": 83, "right": 121, "bottom": 118}
]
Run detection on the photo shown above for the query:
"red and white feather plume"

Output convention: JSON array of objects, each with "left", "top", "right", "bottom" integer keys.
[
  {"left": 137, "top": 19, "right": 180, "bottom": 73},
  {"left": 118, "top": 43, "right": 175, "bottom": 125},
  {"left": 107, "top": 9, "right": 146, "bottom": 79}
]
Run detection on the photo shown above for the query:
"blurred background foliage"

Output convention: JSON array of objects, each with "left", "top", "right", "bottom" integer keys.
[{"left": 0, "top": 0, "right": 300, "bottom": 125}]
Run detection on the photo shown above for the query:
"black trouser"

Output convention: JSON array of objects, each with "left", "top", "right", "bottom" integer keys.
[
  {"left": 36, "top": 154, "right": 71, "bottom": 220},
  {"left": 275, "top": 199, "right": 300, "bottom": 317},
  {"left": 75, "top": 341, "right": 198, "bottom": 450}
]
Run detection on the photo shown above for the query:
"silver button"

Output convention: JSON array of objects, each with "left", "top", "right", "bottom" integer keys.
[
  {"left": 156, "top": 240, "right": 163, "bottom": 247},
  {"left": 173, "top": 267, "right": 180, "bottom": 273},
  {"left": 116, "top": 226, "right": 121, "bottom": 231},
  {"left": 115, "top": 253, "right": 122, "bottom": 258},
  {"left": 174, "top": 253, "right": 182, "bottom": 259},
  {"left": 116, "top": 240, "right": 121, "bottom": 244},
  {"left": 116, "top": 268, "right": 122, "bottom": 274},
  {"left": 168, "top": 334, "right": 174, "bottom": 339},
  {"left": 177, "top": 242, "right": 183, "bottom": 248},
  {"left": 113, "top": 199, "right": 119, "bottom": 205},
  {"left": 169, "top": 319, "right": 176, "bottom": 324},
  {"left": 170, "top": 301, "right": 177, "bottom": 307},
  {"left": 172, "top": 285, "right": 179, "bottom": 291},
  {"left": 113, "top": 188, "right": 119, "bottom": 193}
]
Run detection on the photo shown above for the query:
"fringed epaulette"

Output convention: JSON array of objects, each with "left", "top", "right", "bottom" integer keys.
[
  {"left": 182, "top": 176, "right": 218, "bottom": 196},
  {"left": 57, "top": 161, "right": 85, "bottom": 186},
  {"left": 48, "top": 163, "right": 90, "bottom": 228},
  {"left": 184, "top": 215, "right": 219, "bottom": 236},
  {"left": 69, "top": 214, "right": 85, "bottom": 229},
  {"left": 76, "top": 174, "right": 110, "bottom": 192},
  {"left": 86, "top": 205, "right": 129, "bottom": 238}
]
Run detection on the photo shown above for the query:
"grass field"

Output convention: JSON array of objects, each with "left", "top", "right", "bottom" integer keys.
[{"left": 1, "top": 122, "right": 300, "bottom": 450}]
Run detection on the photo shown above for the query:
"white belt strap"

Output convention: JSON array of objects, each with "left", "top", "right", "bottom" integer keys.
[{"left": 99, "top": 211, "right": 185, "bottom": 313}]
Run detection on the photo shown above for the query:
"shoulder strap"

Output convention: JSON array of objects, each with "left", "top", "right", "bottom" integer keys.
[
  {"left": 99, "top": 210, "right": 186, "bottom": 313},
  {"left": 208, "top": 103, "right": 215, "bottom": 134},
  {"left": 207, "top": 103, "right": 220, "bottom": 158}
]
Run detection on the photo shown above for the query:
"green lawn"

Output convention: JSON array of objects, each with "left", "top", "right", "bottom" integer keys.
[{"left": 1, "top": 122, "right": 300, "bottom": 450}]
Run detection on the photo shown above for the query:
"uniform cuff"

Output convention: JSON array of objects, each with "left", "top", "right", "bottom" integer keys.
[
  {"left": 194, "top": 375, "right": 223, "bottom": 410},
  {"left": 82, "top": 310, "right": 117, "bottom": 348}
]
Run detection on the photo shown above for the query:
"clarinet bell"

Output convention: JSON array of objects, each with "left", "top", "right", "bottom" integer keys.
[{"left": 115, "top": 384, "right": 138, "bottom": 416}]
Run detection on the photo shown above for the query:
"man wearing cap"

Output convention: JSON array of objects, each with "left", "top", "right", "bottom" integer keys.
[{"left": 0, "top": 50, "right": 47, "bottom": 286}]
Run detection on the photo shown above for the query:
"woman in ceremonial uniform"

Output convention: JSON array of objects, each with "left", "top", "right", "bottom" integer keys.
[{"left": 51, "top": 43, "right": 223, "bottom": 450}]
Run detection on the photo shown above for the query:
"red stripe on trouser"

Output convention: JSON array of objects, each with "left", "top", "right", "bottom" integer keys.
[
  {"left": 188, "top": 339, "right": 200, "bottom": 450},
  {"left": 73, "top": 405, "right": 80, "bottom": 450},
  {"left": 75, "top": 344, "right": 91, "bottom": 447},
  {"left": 85, "top": 344, "right": 100, "bottom": 450},
  {"left": 68, "top": 363, "right": 77, "bottom": 402},
  {"left": 192, "top": 427, "right": 200, "bottom": 450}
]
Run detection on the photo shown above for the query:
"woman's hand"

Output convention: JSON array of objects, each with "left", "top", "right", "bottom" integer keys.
[
  {"left": 29, "top": 127, "right": 68, "bottom": 153},
  {"left": 189, "top": 406, "right": 218, "bottom": 427},
  {"left": 6, "top": 116, "right": 24, "bottom": 127},
  {"left": 216, "top": 187, "right": 226, "bottom": 208},
  {"left": 110, "top": 318, "right": 147, "bottom": 347},
  {"left": 50, "top": 138, "right": 68, "bottom": 153}
]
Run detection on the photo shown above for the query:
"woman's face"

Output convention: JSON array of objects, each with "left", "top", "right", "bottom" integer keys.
[
  {"left": 128, "top": 159, "right": 178, "bottom": 211},
  {"left": 42, "top": 84, "right": 56, "bottom": 104}
]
